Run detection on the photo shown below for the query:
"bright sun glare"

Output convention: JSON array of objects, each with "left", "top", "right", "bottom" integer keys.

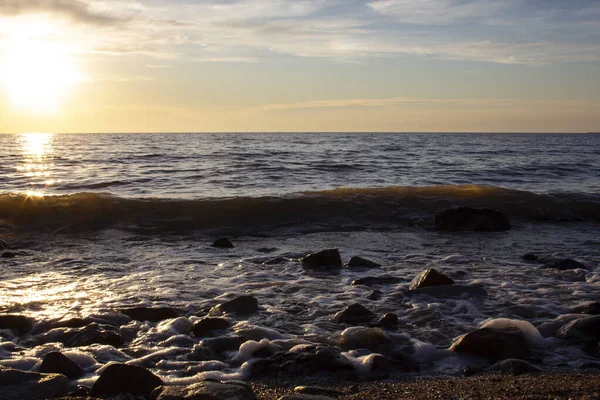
[{"left": 0, "top": 20, "right": 83, "bottom": 114}]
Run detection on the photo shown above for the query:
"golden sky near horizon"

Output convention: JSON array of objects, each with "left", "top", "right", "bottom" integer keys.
[{"left": 1, "top": 0, "right": 599, "bottom": 133}]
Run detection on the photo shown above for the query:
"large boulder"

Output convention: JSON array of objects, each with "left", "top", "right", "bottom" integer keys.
[
  {"left": 0, "top": 367, "right": 69, "bottom": 400},
  {"left": 409, "top": 268, "right": 454, "bottom": 290},
  {"left": 210, "top": 295, "right": 259, "bottom": 315},
  {"left": 435, "top": 207, "right": 511, "bottom": 232},
  {"left": 450, "top": 327, "right": 531, "bottom": 360},
  {"left": 404, "top": 284, "right": 487, "bottom": 299},
  {"left": 301, "top": 249, "right": 342, "bottom": 269},
  {"left": 557, "top": 315, "right": 600, "bottom": 344},
  {"left": 90, "top": 363, "right": 163, "bottom": 398},
  {"left": 0, "top": 315, "right": 34, "bottom": 335},
  {"left": 542, "top": 259, "right": 589, "bottom": 271},
  {"left": 346, "top": 256, "right": 380, "bottom": 268},
  {"left": 155, "top": 380, "right": 257, "bottom": 400},
  {"left": 333, "top": 304, "right": 376, "bottom": 324},
  {"left": 39, "top": 352, "right": 83, "bottom": 379},
  {"left": 120, "top": 306, "right": 179, "bottom": 322}
]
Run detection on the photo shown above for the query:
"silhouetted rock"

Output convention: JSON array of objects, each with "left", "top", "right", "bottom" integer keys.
[
  {"left": 40, "top": 352, "right": 83, "bottom": 379},
  {"left": 409, "top": 268, "right": 454, "bottom": 290},
  {"left": 211, "top": 295, "right": 259, "bottom": 315},
  {"left": 193, "top": 317, "right": 231, "bottom": 336},
  {"left": 346, "top": 256, "right": 380, "bottom": 268},
  {"left": 155, "top": 380, "right": 257, "bottom": 400},
  {"left": 0, "top": 315, "right": 34, "bottom": 335},
  {"left": 404, "top": 284, "right": 487, "bottom": 298},
  {"left": 435, "top": 207, "right": 511, "bottom": 231},
  {"left": 90, "top": 363, "right": 163, "bottom": 398},
  {"left": 485, "top": 359, "right": 542, "bottom": 375},
  {"left": 542, "top": 259, "right": 588, "bottom": 271},
  {"left": 0, "top": 367, "right": 69, "bottom": 400},
  {"left": 557, "top": 315, "right": 600, "bottom": 344},
  {"left": 375, "top": 313, "right": 399, "bottom": 330},
  {"left": 212, "top": 237, "right": 234, "bottom": 248},
  {"left": 1, "top": 252, "right": 16, "bottom": 258},
  {"left": 450, "top": 327, "right": 531, "bottom": 360},
  {"left": 301, "top": 249, "right": 342, "bottom": 268},
  {"left": 351, "top": 276, "right": 404, "bottom": 286},
  {"left": 120, "top": 306, "right": 179, "bottom": 322},
  {"left": 333, "top": 304, "right": 376, "bottom": 324}
]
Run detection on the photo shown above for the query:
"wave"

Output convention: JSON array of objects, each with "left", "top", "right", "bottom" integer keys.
[{"left": 0, "top": 185, "right": 598, "bottom": 234}]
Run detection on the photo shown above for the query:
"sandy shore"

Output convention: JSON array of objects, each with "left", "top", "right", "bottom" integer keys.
[{"left": 248, "top": 373, "right": 600, "bottom": 399}]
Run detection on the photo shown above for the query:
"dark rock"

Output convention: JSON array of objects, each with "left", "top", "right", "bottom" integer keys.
[
  {"left": 450, "top": 327, "right": 531, "bottom": 360},
  {"left": 579, "top": 362, "right": 600, "bottom": 370},
  {"left": 543, "top": 259, "right": 588, "bottom": 271},
  {"left": 32, "top": 323, "right": 122, "bottom": 348},
  {"left": 366, "top": 290, "right": 383, "bottom": 301},
  {"left": 188, "top": 336, "right": 245, "bottom": 360},
  {"left": 0, "top": 238, "right": 8, "bottom": 249},
  {"left": 522, "top": 253, "right": 539, "bottom": 262},
  {"left": 537, "top": 315, "right": 584, "bottom": 337},
  {"left": 0, "top": 315, "right": 34, "bottom": 335},
  {"left": 333, "top": 304, "right": 376, "bottom": 324},
  {"left": 155, "top": 380, "right": 257, "bottom": 400},
  {"left": 375, "top": 313, "right": 399, "bottom": 329},
  {"left": 39, "top": 351, "right": 83, "bottom": 379},
  {"left": 485, "top": 359, "right": 542, "bottom": 375},
  {"left": 369, "top": 353, "right": 419, "bottom": 377},
  {"left": 582, "top": 302, "right": 600, "bottom": 315},
  {"left": 211, "top": 295, "right": 259, "bottom": 315},
  {"left": 409, "top": 268, "right": 454, "bottom": 290},
  {"left": 1, "top": 252, "right": 16, "bottom": 259},
  {"left": 212, "top": 237, "right": 234, "bottom": 248},
  {"left": 294, "top": 386, "right": 346, "bottom": 397},
  {"left": 120, "top": 306, "right": 179, "bottom": 322},
  {"left": 351, "top": 276, "right": 404, "bottom": 286},
  {"left": 90, "top": 363, "right": 163, "bottom": 398},
  {"left": 404, "top": 284, "right": 487, "bottom": 299},
  {"left": 193, "top": 317, "right": 231, "bottom": 337},
  {"left": 435, "top": 207, "right": 511, "bottom": 231},
  {"left": 301, "top": 249, "right": 342, "bottom": 268},
  {"left": 334, "top": 327, "right": 396, "bottom": 353},
  {"left": 0, "top": 367, "right": 69, "bottom": 400},
  {"left": 345, "top": 256, "right": 380, "bottom": 268},
  {"left": 557, "top": 315, "right": 600, "bottom": 344},
  {"left": 68, "top": 385, "right": 90, "bottom": 397}
]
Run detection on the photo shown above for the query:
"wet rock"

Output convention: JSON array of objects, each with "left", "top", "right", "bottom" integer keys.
[
  {"left": 333, "top": 304, "right": 376, "bottom": 324},
  {"left": 369, "top": 353, "right": 419, "bottom": 377},
  {"left": 522, "top": 253, "right": 539, "bottom": 262},
  {"left": 351, "top": 276, "right": 404, "bottom": 286},
  {"left": 345, "top": 256, "right": 380, "bottom": 268},
  {"left": 30, "top": 312, "right": 131, "bottom": 335},
  {"left": 408, "top": 268, "right": 454, "bottom": 290},
  {"left": 435, "top": 207, "right": 511, "bottom": 231},
  {"left": 537, "top": 314, "right": 585, "bottom": 337},
  {"left": 542, "top": 259, "right": 588, "bottom": 271},
  {"left": 39, "top": 351, "right": 83, "bottom": 379},
  {"left": 0, "top": 238, "right": 8, "bottom": 249},
  {"left": 404, "top": 284, "right": 487, "bottom": 299},
  {"left": 366, "top": 290, "right": 383, "bottom": 301},
  {"left": 582, "top": 302, "right": 600, "bottom": 315},
  {"left": 155, "top": 380, "right": 257, "bottom": 400},
  {"left": 212, "top": 237, "right": 234, "bottom": 248},
  {"left": 1, "top": 252, "right": 17, "bottom": 258},
  {"left": 193, "top": 317, "right": 231, "bottom": 337},
  {"left": 188, "top": 336, "right": 245, "bottom": 360},
  {"left": 335, "top": 327, "right": 396, "bottom": 353},
  {"left": 485, "top": 359, "right": 542, "bottom": 375},
  {"left": 90, "top": 363, "right": 163, "bottom": 398},
  {"left": 375, "top": 313, "right": 399, "bottom": 330},
  {"left": 450, "top": 327, "right": 531, "bottom": 360},
  {"left": 120, "top": 306, "right": 179, "bottom": 322},
  {"left": 31, "top": 323, "right": 122, "bottom": 348},
  {"left": 557, "top": 315, "right": 600, "bottom": 344},
  {"left": 0, "top": 315, "right": 34, "bottom": 335},
  {"left": 0, "top": 367, "right": 69, "bottom": 400},
  {"left": 301, "top": 249, "right": 342, "bottom": 269},
  {"left": 211, "top": 295, "right": 259, "bottom": 315},
  {"left": 68, "top": 385, "right": 90, "bottom": 397},
  {"left": 294, "top": 386, "right": 346, "bottom": 397}
]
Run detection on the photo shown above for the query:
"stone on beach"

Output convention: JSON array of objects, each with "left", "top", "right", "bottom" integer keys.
[
  {"left": 211, "top": 295, "right": 259, "bottom": 315},
  {"left": 154, "top": 380, "right": 257, "bottom": 400},
  {"left": 39, "top": 351, "right": 83, "bottom": 379},
  {"left": 557, "top": 315, "right": 600, "bottom": 344},
  {"left": 450, "top": 327, "right": 531, "bottom": 360},
  {"left": 301, "top": 249, "right": 342, "bottom": 268},
  {"left": 120, "top": 306, "right": 180, "bottom": 322},
  {"left": 90, "top": 363, "right": 163, "bottom": 398},
  {"left": 333, "top": 303, "right": 376, "bottom": 324},
  {"left": 408, "top": 268, "right": 454, "bottom": 290},
  {"left": 435, "top": 207, "right": 511, "bottom": 231},
  {"left": 0, "top": 367, "right": 69, "bottom": 400},
  {"left": 375, "top": 313, "right": 399, "bottom": 329},
  {"left": 0, "top": 314, "right": 34, "bottom": 335},
  {"left": 334, "top": 327, "right": 395, "bottom": 353},
  {"left": 345, "top": 256, "right": 381, "bottom": 268},
  {"left": 193, "top": 317, "right": 231, "bottom": 336},
  {"left": 542, "top": 258, "right": 589, "bottom": 271},
  {"left": 213, "top": 237, "right": 235, "bottom": 248}
]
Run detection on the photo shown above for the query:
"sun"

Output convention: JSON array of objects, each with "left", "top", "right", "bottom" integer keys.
[{"left": 0, "top": 21, "right": 83, "bottom": 114}]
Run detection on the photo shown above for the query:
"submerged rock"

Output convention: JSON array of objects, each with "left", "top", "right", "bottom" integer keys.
[
  {"left": 557, "top": 315, "right": 600, "bottom": 344},
  {"left": 542, "top": 259, "right": 588, "bottom": 271},
  {"left": 366, "top": 290, "right": 383, "bottom": 301},
  {"left": 212, "top": 237, "right": 234, "bottom": 248},
  {"left": 39, "top": 351, "right": 83, "bottom": 379},
  {"left": 351, "top": 276, "right": 404, "bottom": 286},
  {"left": 120, "top": 306, "right": 179, "bottom": 322},
  {"left": 450, "top": 327, "right": 531, "bottom": 360},
  {"left": 435, "top": 207, "right": 511, "bottom": 231},
  {"left": 188, "top": 336, "right": 245, "bottom": 360},
  {"left": 90, "top": 363, "right": 163, "bottom": 398},
  {"left": 211, "top": 295, "right": 259, "bottom": 315},
  {"left": 404, "top": 284, "right": 487, "bottom": 299},
  {"left": 346, "top": 256, "right": 381, "bottom": 268},
  {"left": 193, "top": 317, "right": 231, "bottom": 337},
  {"left": 333, "top": 304, "right": 376, "bottom": 324},
  {"left": 0, "top": 367, "right": 69, "bottom": 400},
  {"left": 301, "top": 249, "right": 342, "bottom": 268},
  {"left": 31, "top": 323, "right": 122, "bottom": 348},
  {"left": 0, "top": 315, "right": 34, "bottom": 335},
  {"left": 155, "top": 380, "right": 257, "bottom": 400},
  {"left": 408, "top": 268, "right": 454, "bottom": 290}
]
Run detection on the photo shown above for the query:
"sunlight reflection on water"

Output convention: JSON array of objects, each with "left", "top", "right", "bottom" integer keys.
[{"left": 16, "top": 132, "right": 57, "bottom": 194}]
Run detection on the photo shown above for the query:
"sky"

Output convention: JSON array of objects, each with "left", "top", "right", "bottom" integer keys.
[{"left": 0, "top": 0, "right": 599, "bottom": 133}]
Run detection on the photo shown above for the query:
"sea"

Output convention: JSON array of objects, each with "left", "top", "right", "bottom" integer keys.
[{"left": 0, "top": 132, "right": 599, "bottom": 386}]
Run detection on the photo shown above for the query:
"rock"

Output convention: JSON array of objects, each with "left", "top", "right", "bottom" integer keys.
[
  {"left": 485, "top": 359, "right": 542, "bottom": 375},
  {"left": 351, "top": 276, "right": 404, "bottom": 286},
  {"left": 334, "top": 327, "right": 395, "bottom": 353},
  {"left": 333, "top": 304, "right": 376, "bottom": 324},
  {"left": 375, "top": 313, "right": 399, "bottom": 329},
  {"left": 542, "top": 259, "right": 588, "bottom": 271},
  {"left": 68, "top": 385, "right": 90, "bottom": 397},
  {"left": 450, "top": 327, "right": 531, "bottom": 360},
  {"left": 211, "top": 295, "right": 259, "bottom": 315},
  {"left": 294, "top": 386, "right": 346, "bottom": 397},
  {"left": 301, "top": 249, "right": 342, "bottom": 268},
  {"left": 0, "top": 315, "right": 34, "bottom": 335},
  {"left": 212, "top": 237, "right": 234, "bottom": 248},
  {"left": 435, "top": 207, "right": 511, "bottom": 231},
  {"left": 31, "top": 323, "right": 122, "bottom": 348},
  {"left": 369, "top": 353, "right": 420, "bottom": 376},
  {"left": 1, "top": 252, "right": 17, "bottom": 258},
  {"left": 0, "top": 367, "right": 69, "bottom": 400},
  {"left": 522, "top": 253, "right": 539, "bottom": 262},
  {"left": 537, "top": 314, "right": 584, "bottom": 337},
  {"left": 345, "top": 256, "right": 380, "bottom": 268},
  {"left": 582, "top": 302, "right": 600, "bottom": 315},
  {"left": 557, "top": 315, "right": 600, "bottom": 344},
  {"left": 366, "top": 290, "right": 383, "bottom": 300},
  {"left": 155, "top": 380, "right": 257, "bottom": 400},
  {"left": 0, "top": 238, "right": 8, "bottom": 249},
  {"left": 39, "top": 352, "right": 83, "bottom": 379},
  {"left": 193, "top": 317, "right": 231, "bottom": 337},
  {"left": 188, "top": 336, "right": 245, "bottom": 360},
  {"left": 409, "top": 268, "right": 454, "bottom": 290},
  {"left": 90, "top": 363, "right": 163, "bottom": 398},
  {"left": 120, "top": 306, "right": 179, "bottom": 322},
  {"left": 404, "top": 284, "right": 487, "bottom": 299}
]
